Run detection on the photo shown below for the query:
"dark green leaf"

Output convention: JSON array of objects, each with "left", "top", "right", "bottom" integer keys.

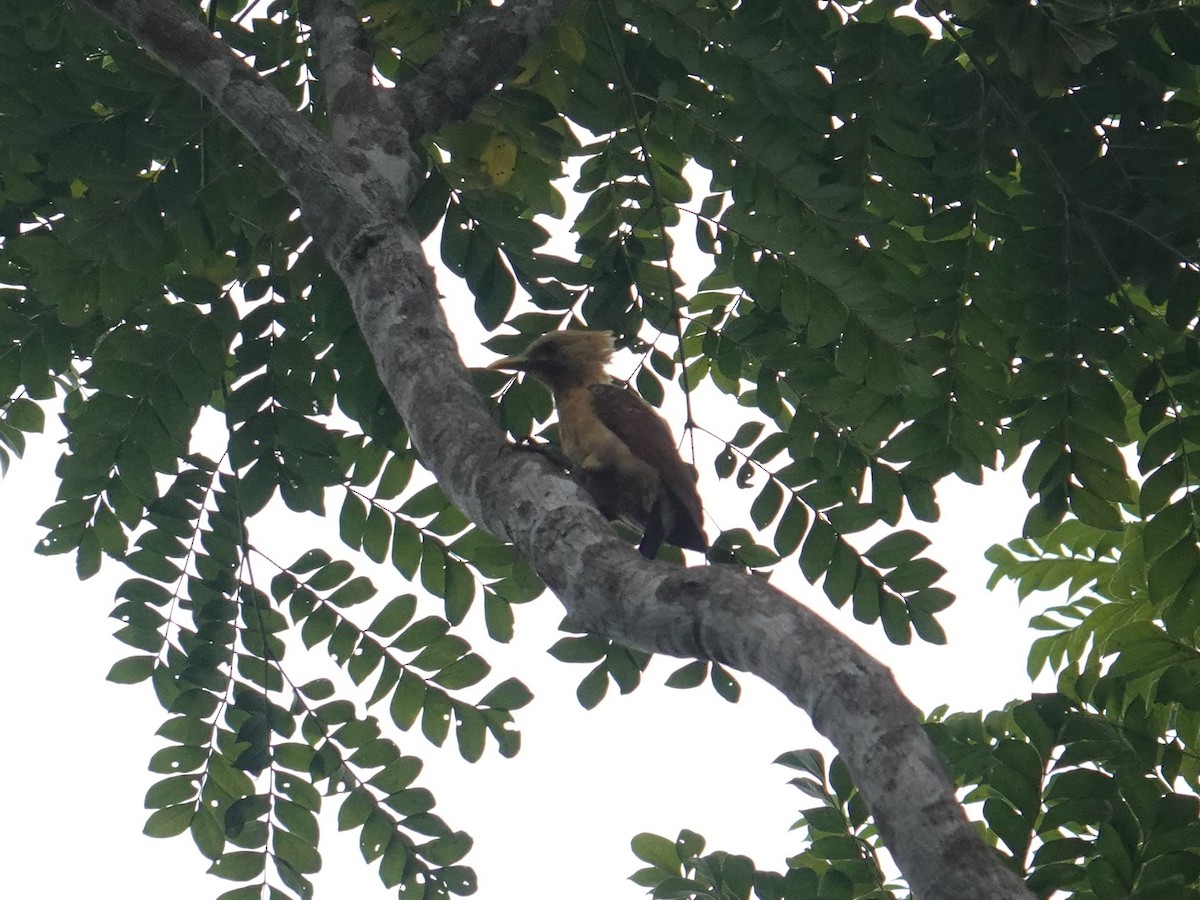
[
  {"left": 479, "top": 677, "right": 533, "bottom": 710},
  {"left": 107, "top": 655, "right": 156, "bottom": 684},
  {"left": 665, "top": 660, "right": 708, "bottom": 690},
  {"left": 144, "top": 804, "right": 194, "bottom": 838},
  {"left": 576, "top": 664, "right": 608, "bottom": 710}
]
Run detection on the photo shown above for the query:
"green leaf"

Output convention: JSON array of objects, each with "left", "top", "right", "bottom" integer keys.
[
  {"left": 272, "top": 828, "right": 321, "bottom": 874},
  {"left": 298, "top": 678, "right": 336, "bottom": 700},
  {"left": 377, "top": 454, "right": 415, "bottom": 499},
  {"left": 880, "top": 594, "right": 912, "bottom": 645},
  {"left": 215, "top": 885, "right": 266, "bottom": 900},
  {"left": 851, "top": 575, "right": 880, "bottom": 624},
  {"left": 800, "top": 519, "right": 836, "bottom": 583},
  {"left": 420, "top": 538, "right": 447, "bottom": 597},
  {"left": 369, "top": 756, "right": 423, "bottom": 793},
  {"left": 300, "top": 605, "right": 336, "bottom": 649},
  {"left": 390, "top": 670, "right": 427, "bottom": 730},
  {"left": 1148, "top": 536, "right": 1200, "bottom": 601},
  {"left": 823, "top": 541, "right": 858, "bottom": 606},
  {"left": 144, "top": 804, "right": 194, "bottom": 838},
  {"left": 191, "top": 806, "right": 225, "bottom": 860},
  {"left": 548, "top": 635, "right": 608, "bottom": 663},
  {"left": 6, "top": 397, "right": 45, "bottom": 432},
  {"left": 432, "top": 653, "right": 491, "bottom": 690},
  {"left": 984, "top": 797, "right": 1030, "bottom": 858},
  {"left": 774, "top": 498, "right": 809, "bottom": 557},
  {"left": 665, "top": 660, "right": 708, "bottom": 689},
  {"left": 208, "top": 853, "right": 266, "bottom": 883},
  {"left": 455, "top": 705, "right": 487, "bottom": 762},
  {"left": 421, "top": 689, "right": 452, "bottom": 746},
  {"left": 400, "top": 484, "right": 448, "bottom": 518},
  {"left": 710, "top": 664, "right": 741, "bottom": 703},
  {"left": 775, "top": 749, "right": 826, "bottom": 780},
  {"left": 576, "top": 664, "right": 608, "bottom": 709},
  {"left": 443, "top": 559, "right": 475, "bottom": 625},
  {"left": 338, "top": 788, "right": 376, "bottom": 832},
  {"left": 291, "top": 549, "right": 332, "bottom": 573},
  {"left": 479, "top": 677, "right": 534, "bottom": 710},
  {"left": 339, "top": 492, "right": 368, "bottom": 548},
  {"left": 423, "top": 830, "right": 473, "bottom": 866},
  {"left": 107, "top": 655, "right": 156, "bottom": 684},
  {"left": 483, "top": 591, "right": 515, "bottom": 643},
  {"left": 910, "top": 605, "right": 948, "bottom": 645},
  {"left": 750, "top": 479, "right": 784, "bottom": 529},
  {"left": 392, "top": 519, "right": 423, "bottom": 579},
  {"left": 631, "top": 832, "right": 681, "bottom": 873},
  {"left": 731, "top": 422, "right": 765, "bottom": 448},
  {"left": 145, "top": 775, "right": 200, "bottom": 808},
  {"left": 327, "top": 575, "right": 377, "bottom": 607},
  {"left": 379, "top": 835, "right": 409, "bottom": 889},
  {"left": 309, "top": 560, "right": 354, "bottom": 591},
  {"left": 350, "top": 737, "right": 400, "bottom": 769},
  {"left": 157, "top": 716, "right": 211, "bottom": 745},
  {"left": 362, "top": 505, "right": 393, "bottom": 563},
  {"left": 886, "top": 558, "right": 946, "bottom": 592},
  {"left": 368, "top": 594, "right": 418, "bottom": 637},
  {"left": 149, "top": 745, "right": 207, "bottom": 774},
  {"left": 864, "top": 530, "right": 931, "bottom": 568},
  {"left": 394, "top": 616, "right": 449, "bottom": 652},
  {"left": 116, "top": 578, "right": 174, "bottom": 606},
  {"left": 410, "top": 634, "right": 470, "bottom": 672}
]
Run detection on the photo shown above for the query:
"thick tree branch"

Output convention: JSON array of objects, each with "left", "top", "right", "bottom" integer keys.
[
  {"left": 299, "top": 0, "right": 378, "bottom": 144},
  {"left": 324, "top": 216, "right": 1033, "bottom": 899},
  {"left": 385, "top": 0, "right": 572, "bottom": 140},
  {"left": 80, "top": 3, "right": 1034, "bottom": 899}
]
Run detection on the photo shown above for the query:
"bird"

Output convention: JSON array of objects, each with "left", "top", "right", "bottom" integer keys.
[{"left": 488, "top": 330, "right": 708, "bottom": 560}]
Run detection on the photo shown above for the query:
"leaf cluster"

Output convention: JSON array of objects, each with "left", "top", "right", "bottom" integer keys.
[
  {"left": 628, "top": 750, "right": 899, "bottom": 900},
  {"left": 10, "top": 0, "right": 1200, "bottom": 896}
]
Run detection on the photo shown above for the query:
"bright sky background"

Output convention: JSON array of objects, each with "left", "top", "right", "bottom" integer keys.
[
  {"left": 0, "top": 387, "right": 1048, "bottom": 900},
  {"left": 0, "top": 22, "right": 1055, "bottom": 894}
]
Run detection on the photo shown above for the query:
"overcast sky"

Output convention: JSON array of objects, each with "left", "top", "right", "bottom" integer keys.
[
  {"left": 0, "top": 400, "right": 1046, "bottom": 899},
  {"left": 0, "top": 71, "right": 1054, "bottom": 898}
]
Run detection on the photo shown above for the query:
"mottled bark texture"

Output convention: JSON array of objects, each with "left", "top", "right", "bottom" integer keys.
[{"left": 79, "top": 2, "right": 1033, "bottom": 898}]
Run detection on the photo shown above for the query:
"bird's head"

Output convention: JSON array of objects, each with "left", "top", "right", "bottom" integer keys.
[{"left": 487, "top": 330, "right": 614, "bottom": 392}]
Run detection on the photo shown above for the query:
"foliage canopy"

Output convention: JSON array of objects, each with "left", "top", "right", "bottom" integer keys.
[{"left": 5, "top": 0, "right": 1200, "bottom": 898}]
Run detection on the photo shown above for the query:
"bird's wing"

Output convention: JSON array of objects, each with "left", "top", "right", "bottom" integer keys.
[{"left": 588, "top": 383, "right": 706, "bottom": 551}]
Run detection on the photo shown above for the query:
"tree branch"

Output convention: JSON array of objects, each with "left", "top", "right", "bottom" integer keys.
[
  {"left": 299, "top": 0, "right": 378, "bottom": 144},
  {"left": 385, "top": 0, "right": 572, "bottom": 141},
  {"left": 77, "top": 3, "right": 1034, "bottom": 898},
  {"left": 327, "top": 220, "right": 1033, "bottom": 900}
]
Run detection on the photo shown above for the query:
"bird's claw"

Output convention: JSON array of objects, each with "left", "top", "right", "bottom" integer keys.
[{"left": 512, "top": 437, "right": 573, "bottom": 472}]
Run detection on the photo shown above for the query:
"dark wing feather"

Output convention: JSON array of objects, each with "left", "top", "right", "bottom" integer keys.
[{"left": 588, "top": 384, "right": 707, "bottom": 552}]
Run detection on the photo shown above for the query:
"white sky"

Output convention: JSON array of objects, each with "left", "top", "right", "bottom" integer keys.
[
  {"left": 0, "top": 401, "right": 1047, "bottom": 899},
  {"left": 0, "top": 61, "right": 1054, "bottom": 900}
]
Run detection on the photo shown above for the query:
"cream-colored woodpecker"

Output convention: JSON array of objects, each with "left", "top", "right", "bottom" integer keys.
[{"left": 488, "top": 330, "right": 707, "bottom": 559}]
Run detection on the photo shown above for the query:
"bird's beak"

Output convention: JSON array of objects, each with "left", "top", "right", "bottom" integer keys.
[{"left": 487, "top": 355, "right": 530, "bottom": 372}]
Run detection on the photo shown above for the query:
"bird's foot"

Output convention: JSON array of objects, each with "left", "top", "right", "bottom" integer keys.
[{"left": 511, "top": 437, "right": 573, "bottom": 472}]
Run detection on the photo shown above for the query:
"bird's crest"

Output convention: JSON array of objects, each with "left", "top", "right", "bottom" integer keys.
[
  {"left": 531, "top": 329, "right": 613, "bottom": 368},
  {"left": 488, "top": 329, "right": 616, "bottom": 392}
]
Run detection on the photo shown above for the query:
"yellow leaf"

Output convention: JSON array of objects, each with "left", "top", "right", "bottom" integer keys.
[{"left": 480, "top": 134, "right": 517, "bottom": 187}]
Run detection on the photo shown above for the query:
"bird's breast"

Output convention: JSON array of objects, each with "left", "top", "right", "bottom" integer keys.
[{"left": 555, "top": 388, "right": 658, "bottom": 489}]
